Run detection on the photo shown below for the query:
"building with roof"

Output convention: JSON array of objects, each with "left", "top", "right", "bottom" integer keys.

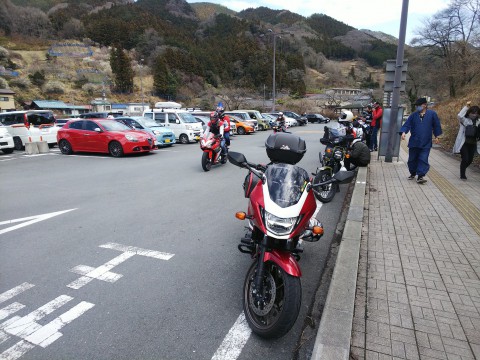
[
  {"left": 30, "top": 100, "right": 91, "bottom": 115},
  {"left": 0, "top": 89, "right": 16, "bottom": 112}
]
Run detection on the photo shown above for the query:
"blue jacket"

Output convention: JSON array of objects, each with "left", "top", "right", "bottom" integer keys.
[{"left": 400, "top": 109, "right": 442, "bottom": 148}]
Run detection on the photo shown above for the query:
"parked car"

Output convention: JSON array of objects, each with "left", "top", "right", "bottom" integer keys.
[
  {"left": 115, "top": 116, "right": 176, "bottom": 147},
  {"left": 306, "top": 113, "right": 330, "bottom": 123},
  {"left": 224, "top": 111, "right": 258, "bottom": 131},
  {"left": 0, "top": 125, "right": 14, "bottom": 154},
  {"left": 0, "top": 110, "right": 59, "bottom": 150},
  {"left": 282, "top": 111, "right": 308, "bottom": 126},
  {"left": 228, "top": 115, "right": 255, "bottom": 135},
  {"left": 265, "top": 113, "right": 296, "bottom": 128},
  {"left": 57, "top": 119, "right": 156, "bottom": 157},
  {"left": 261, "top": 113, "right": 278, "bottom": 127},
  {"left": 55, "top": 118, "right": 78, "bottom": 128},
  {"left": 241, "top": 110, "right": 271, "bottom": 131},
  {"left": 143, "top": 108, "right": 203, "bottom": 144}
]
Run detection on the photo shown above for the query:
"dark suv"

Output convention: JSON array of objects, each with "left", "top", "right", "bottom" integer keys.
[{"left": 282, "top": 111, "right": 308, "bottom": 126}]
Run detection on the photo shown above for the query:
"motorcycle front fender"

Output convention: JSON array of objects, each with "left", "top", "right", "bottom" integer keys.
[{"left": 264, "top": 249, "right": 301, "bottom": 277}]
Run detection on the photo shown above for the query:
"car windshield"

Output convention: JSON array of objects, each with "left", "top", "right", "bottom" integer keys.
[
  {"left": 178, "top": 113, "right": 198, "bottom": 123},
  {"left": 137, "top": 117, "right": 161, "bottom": 128},
  {"left": 100, "top": 120, "right": 131, "bottom": 131},
  {"left": 265, "top": 164, "right": 309, "bottom": 208}
]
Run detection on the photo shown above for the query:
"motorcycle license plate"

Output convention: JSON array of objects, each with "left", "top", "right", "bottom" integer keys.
[{"left": 165, "top": 139, "right": 170, "bottom": 143}]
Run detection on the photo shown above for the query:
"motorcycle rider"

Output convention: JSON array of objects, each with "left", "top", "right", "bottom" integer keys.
[
  {"left": 216, "top": 106, "right": 231, "bottom": 147},
  {"left": 204, "top": 111, "right": 227, "bottom": 162},
  {"left": 276, "top": 112, "right": 287, "bottom": 132}
]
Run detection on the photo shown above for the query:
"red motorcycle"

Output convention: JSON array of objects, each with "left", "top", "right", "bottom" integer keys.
[
  {"left": 228, "top": 133, "right": 355, "bottom": 338},
  {"left": 200, "top": 133, "right": 227, "bottom": 171}
]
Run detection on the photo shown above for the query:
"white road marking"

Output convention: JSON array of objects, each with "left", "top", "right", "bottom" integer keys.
[
  {"left": 0, "top": 284, "right": 34, "bottom": 305},
  {"left": 0, "top": 304, "right": 25, "bottom": 321},
  {"left": 0, "top": 340, "right": 35, "bottom": 360},
  {"left": 0, "top": 209, "right": 77, "bottom": 236},
  {"left": 67, "top": 243, "right": 174, "bottom": 289},
  {"left": 3, "top": 295, "right": 73, "bottom": 338},
  {"left": 0, "top": 297, "right": 94, "bottom": 360},
  {"left": 100, "top": 242, "right": 175, "bottom": 260},
  {"left": 211, "top": 312, "right": 251, "bottom": 360},
  {"left": 25, "top": 301, "right": 95, "bottom": 347}
]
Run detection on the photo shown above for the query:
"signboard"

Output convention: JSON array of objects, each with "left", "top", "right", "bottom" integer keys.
[
  {"left": 384, "top": 60, "right": 408, "bottom": 92},
  {"left": 378, "top": 107, "right": 404, "bottom": 159}
]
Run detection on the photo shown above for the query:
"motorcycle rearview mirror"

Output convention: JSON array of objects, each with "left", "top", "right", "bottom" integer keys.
[
  {"left": 333, "top": 170, "right": 356, "bottom": 184},
  {"left": 228, "top": 151, "right": 248, "bottom": 168}
]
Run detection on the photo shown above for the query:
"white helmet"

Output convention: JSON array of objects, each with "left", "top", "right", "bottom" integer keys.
[{"left": 339, "top": 110, "right": 354, "bottom": 122}]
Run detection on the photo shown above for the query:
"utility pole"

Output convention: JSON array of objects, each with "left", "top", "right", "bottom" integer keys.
[{"left": 385, "top": 0, "right": 409, "bottom": 162}]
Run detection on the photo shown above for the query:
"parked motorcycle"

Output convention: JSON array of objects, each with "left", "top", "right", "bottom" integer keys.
[
  {"left": 314, "top": 126, "right": 355, "bottom": 203},
  {"left": 228, "top": 132, "right": 355, "bottom": 338},
  {"left": 199, "top": 133, "right": 227, "bottom": 171}
]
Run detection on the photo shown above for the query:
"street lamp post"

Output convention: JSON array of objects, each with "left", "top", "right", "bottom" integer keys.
[
  {"left": 140, "top": 58, "right": 145, "bottom": 112},
  {"left": 267, "top": 29, "right": 278, "bottom": 112}
]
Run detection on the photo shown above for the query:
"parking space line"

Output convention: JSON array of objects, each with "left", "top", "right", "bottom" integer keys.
[{"left": 211, "top": 312, "right": 251, "bottom": 360}]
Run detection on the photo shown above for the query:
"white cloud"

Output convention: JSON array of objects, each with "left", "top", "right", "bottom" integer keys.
[{"left": 188, "top": 0, "right": 451, "bottom": 42}]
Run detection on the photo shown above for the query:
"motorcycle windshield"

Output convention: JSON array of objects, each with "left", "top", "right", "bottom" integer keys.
[{"left": 266, "top": 163, "right": 309, "bottom": 208}]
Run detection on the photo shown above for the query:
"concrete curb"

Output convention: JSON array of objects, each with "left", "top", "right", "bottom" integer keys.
[{"left": 310, "top": 166, "right": 367, "bottom": 360}]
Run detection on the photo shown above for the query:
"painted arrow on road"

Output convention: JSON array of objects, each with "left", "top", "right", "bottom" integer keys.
[{"left": 0, "top": 209, "right": 77, "bottom": 236}]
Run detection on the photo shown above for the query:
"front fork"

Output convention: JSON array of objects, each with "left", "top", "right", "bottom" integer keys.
[{"left": 253, "top": 236, "right": 268, "bottom": 303}]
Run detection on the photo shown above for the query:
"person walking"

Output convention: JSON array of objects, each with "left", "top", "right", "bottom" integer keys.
[
  {"left": 453, "top": 101, "right": 480, "bottom": 180},
  {"left": 400, "top": 97, "right": 443, "bottom": 184},
  {"left": 370, "top": 102, "right": 382, "bottom": 151}
]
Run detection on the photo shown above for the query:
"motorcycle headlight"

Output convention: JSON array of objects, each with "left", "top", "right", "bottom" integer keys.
[
  {"left": 265, "top": 211, "right": 297, "bottom": 236},
  {"left": 334, "top": 150, "right": 343, "bottom": 160},
  {"left": 125, "top": 134, "right": 138, "bottom": 142}
]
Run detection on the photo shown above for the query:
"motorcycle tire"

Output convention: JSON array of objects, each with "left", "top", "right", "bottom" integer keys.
[
  {"left": 313, "top": 169, "right": 336, "bottom": 203},
  {"left": 201, "top": 152, "right": 212, "bottom": 171},
  {"left": 243, "top": 260, "right": 301, "bottom": 339}
]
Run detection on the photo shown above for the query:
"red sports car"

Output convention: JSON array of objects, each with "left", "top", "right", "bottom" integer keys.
[{"left": 57, "top": 119, "right": 156, "bottom": 157}]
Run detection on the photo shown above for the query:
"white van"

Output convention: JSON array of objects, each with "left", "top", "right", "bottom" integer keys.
[
  {"left": 143, "top": 108, "right": 203, "bottom": 144},
  {"left": 0, "top": 110, "right": 58, "bottom": 150}
]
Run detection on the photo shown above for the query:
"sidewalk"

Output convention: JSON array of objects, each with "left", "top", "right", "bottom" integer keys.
[{"left": 312, "top": 144, "right": 480, "bottom": 360}]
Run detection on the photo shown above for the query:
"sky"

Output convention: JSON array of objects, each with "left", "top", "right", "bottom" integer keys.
[{"left": 187, "top": 0, "right": 451, "bottom": 43}]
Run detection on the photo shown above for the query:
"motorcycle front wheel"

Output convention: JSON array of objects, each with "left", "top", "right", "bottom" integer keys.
[
  {"left": 201, "top": 152, "right": 212, "bottom": 171},
  {"left": 313, "top": 169, "right": 336, "bottom": 203},
  {"left": 243, "top": 260, "right": 301, "bottom": 339}
]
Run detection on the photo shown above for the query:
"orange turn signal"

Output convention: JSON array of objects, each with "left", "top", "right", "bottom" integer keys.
[
  {"left": 235, "top": 212, "right": 247, "bottom": 220},
  {"left": 312, "top": 226, "right": 324, "bottom": 235},
  {"left": 326, "top": 148, "right": 332, "bottom": 153}
]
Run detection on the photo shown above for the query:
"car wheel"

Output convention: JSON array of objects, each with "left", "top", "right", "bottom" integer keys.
[
  {"left": 2, "top": 148, "right": 14, "bottom": 154},
  {"left": 108, "top": 141, "right": 124, "bottom": 157},
  {"left": 58, "top": 139, "right": 73, "bottom": 155},
  {"left": 179, "top": 134, "right": 189, "bottom": 144},
  {"left": 237, "top": 127, "right": 246, "bottom": 135},
  {"left": 259, "top": 125, "right": 264, "bottom": 131},
  {"left": 13, "top": 137, "right": 23, "bottom": 151}
]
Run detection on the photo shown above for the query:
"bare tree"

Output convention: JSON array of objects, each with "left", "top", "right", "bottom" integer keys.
[
  {"left": 412, "top": 0, "right": 480, "bottom": 97},
  {"left": 216, "top": 88, "right": 251, "bottom": 110}
]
